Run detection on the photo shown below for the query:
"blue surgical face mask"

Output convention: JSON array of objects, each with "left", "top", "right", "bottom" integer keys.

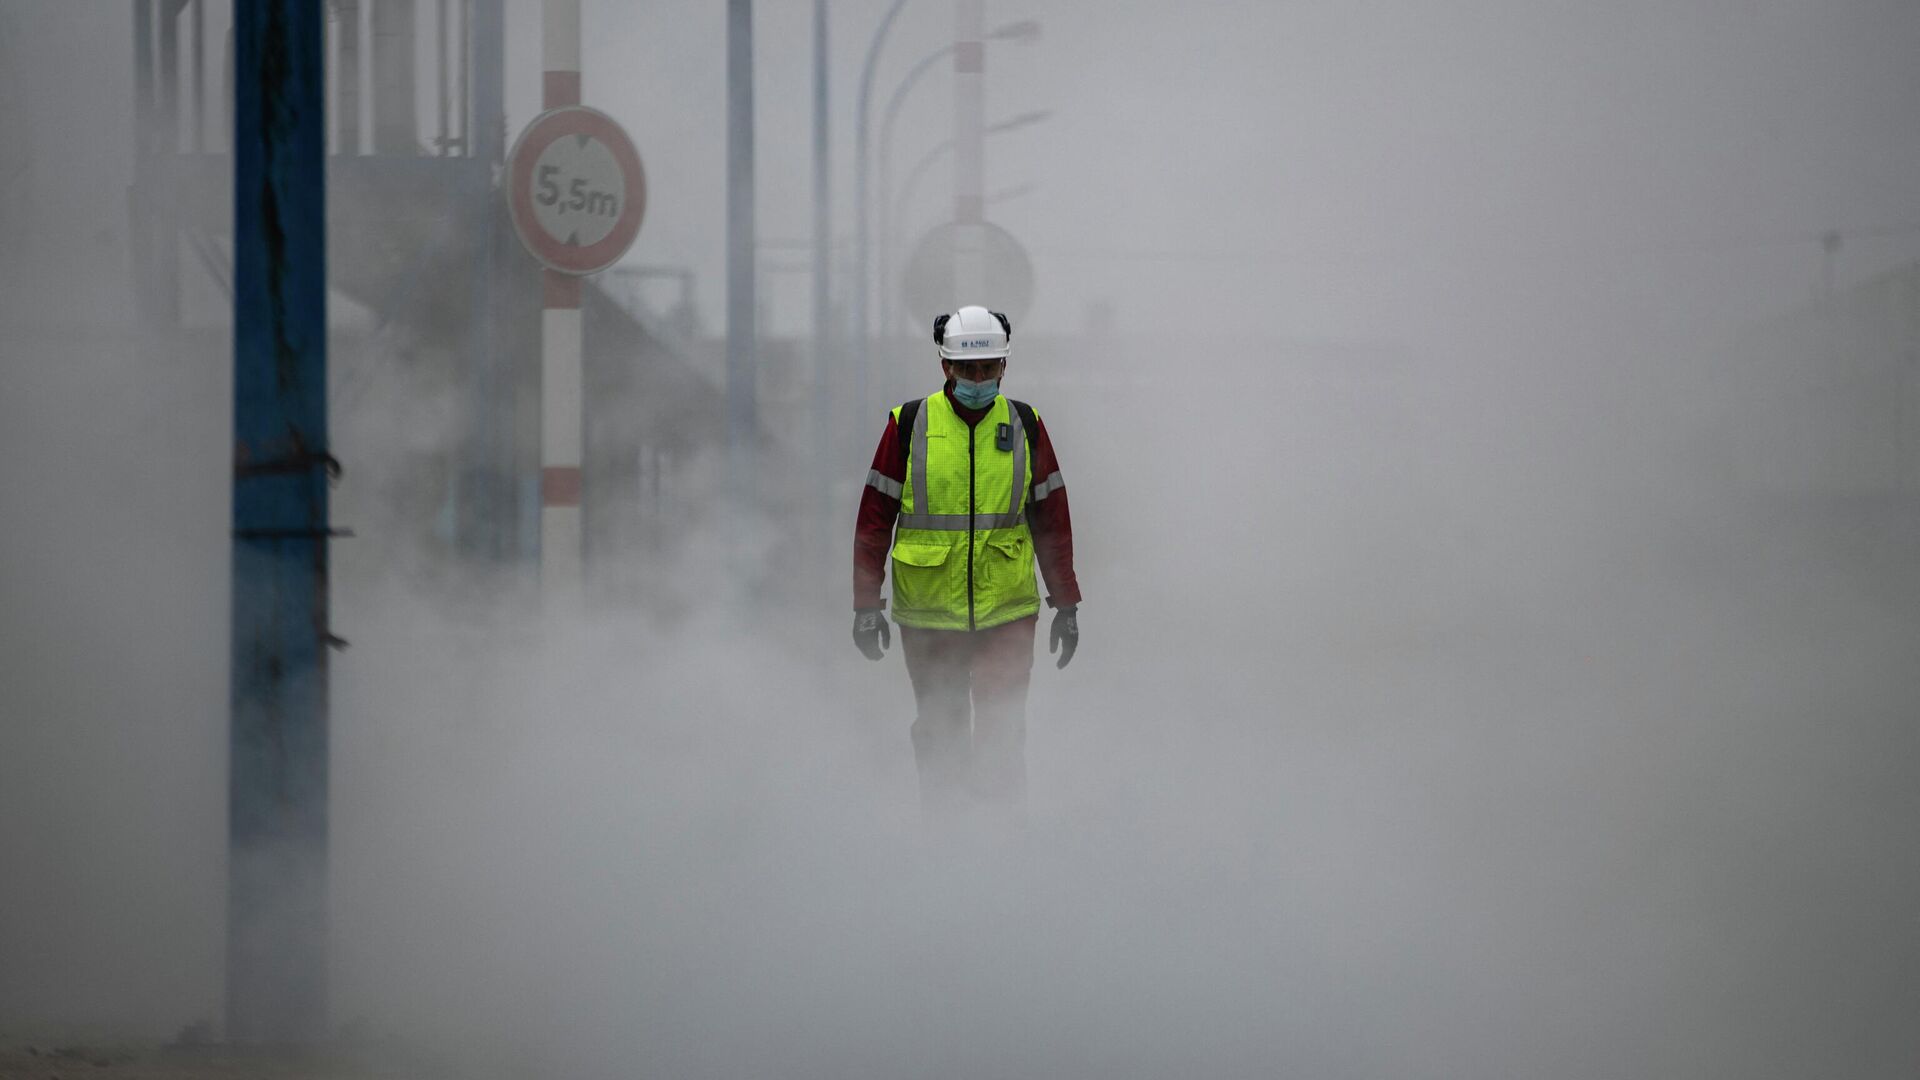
[{"left": 952, "top": 376, "right": 1000, "bottom": 409}]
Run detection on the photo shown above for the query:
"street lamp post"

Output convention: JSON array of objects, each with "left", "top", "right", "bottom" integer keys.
[
  {"left": 876, "top": 20, "right": 1037, "bottom": 341},
  {"left": 876, "top": 44, "right": 951, "bottom": 344},
  {"left": 886, "top": 109, "right": 1051, "bottom": 283},
  {"left": 852, "top": 0, "right": 913, "bottom": 434},
  {"left": 811, "top": 0, "right": 832, "bottom": 579},
  {"left": 952, "top": 0, "right": 984, "bottom": 302}
]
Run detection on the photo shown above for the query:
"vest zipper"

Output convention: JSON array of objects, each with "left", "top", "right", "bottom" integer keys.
[{"left": 966, "top": 420, "right": 977, "bottom": 631}]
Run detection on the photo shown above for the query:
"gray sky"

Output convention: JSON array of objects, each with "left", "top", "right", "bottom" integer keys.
[
  {"left": 6, "top": 1, "right": 1919, "bottom": 340},
  {"left": 566, "top": 0, "right": 1920, "bottom": 341}
]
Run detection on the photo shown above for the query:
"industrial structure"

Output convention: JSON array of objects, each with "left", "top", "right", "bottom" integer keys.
[
  {"left": 128, "top": 0, "right": 752, "bottom": 607},
  {"left": 130, "top": 0, "right": 783, "bottom": 1041}
]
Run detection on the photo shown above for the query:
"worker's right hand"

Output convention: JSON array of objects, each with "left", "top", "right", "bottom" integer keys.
[{"left": 852, "top": 608, "right": 891, "bottom": 661}]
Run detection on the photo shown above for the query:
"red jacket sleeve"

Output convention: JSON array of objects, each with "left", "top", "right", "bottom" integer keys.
[
  {"left": 1026, "top": 415, "right": 1082, "bottom": 609},
  {"left": 852, "top": 414, "right": 904, "bottom": 609}
]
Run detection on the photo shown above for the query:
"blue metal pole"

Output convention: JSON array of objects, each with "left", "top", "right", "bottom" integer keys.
[{"left": 229, "top": 0, "right": 331, "bottom": 1044}]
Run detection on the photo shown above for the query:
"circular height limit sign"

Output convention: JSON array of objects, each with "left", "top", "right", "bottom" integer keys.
[{"left": 508, "top": 106, "right": 646, "bottom": 275}]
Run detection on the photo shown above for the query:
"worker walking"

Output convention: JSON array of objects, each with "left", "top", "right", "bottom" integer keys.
[{"left": 852, "top": 305, "right": 1081, "bottom": 821}]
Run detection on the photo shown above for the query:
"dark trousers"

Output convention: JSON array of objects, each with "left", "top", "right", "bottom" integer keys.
[{"left": 898, "top": 614, "right": 1038, "bottom": 819}]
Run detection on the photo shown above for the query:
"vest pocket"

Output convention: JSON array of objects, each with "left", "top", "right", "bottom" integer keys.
[
  {"left": 890, "top": 543, "right": 951, "bottom": 568},
  {"left": 983, "top": 533, "right": 1028, "bottom": 560},
  {"left": 890, "top": 542, "right": 957, "bottom": 619},
  {"left": 981, "top": 533, "right": 1035, "bottom": 597}
]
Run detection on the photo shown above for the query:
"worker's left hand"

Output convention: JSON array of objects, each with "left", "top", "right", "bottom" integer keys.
[
  {"left": 852, "top": 607, "right": 891, "bottom": 661},
  {"left": 1049, "top": 604, "right": 1079, "bottom": 669}
]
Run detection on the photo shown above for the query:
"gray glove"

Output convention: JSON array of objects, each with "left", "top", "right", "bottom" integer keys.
[
  {"left": 852, "top": 607, "right": 890, "bottom": 661},
  {"left": 1049, "top": 604, "right": 1078, "bottom": 669}
]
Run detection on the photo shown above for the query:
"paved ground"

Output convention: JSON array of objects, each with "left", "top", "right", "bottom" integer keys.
[{"left": 0, "top": 1041, "right": 439, "bottom": 1080}]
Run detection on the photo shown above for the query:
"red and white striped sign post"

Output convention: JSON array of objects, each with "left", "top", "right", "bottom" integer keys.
[
  {"left": 952, "top": 0, "right": 985, "bottom": 301},
  {"left": 508, "top": 0, "right": 645, "bottom": 601}
]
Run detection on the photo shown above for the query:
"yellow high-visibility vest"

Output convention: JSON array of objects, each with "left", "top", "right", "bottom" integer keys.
[{"left": 888, "top": 392, "right": 1040, "bottom": 631}]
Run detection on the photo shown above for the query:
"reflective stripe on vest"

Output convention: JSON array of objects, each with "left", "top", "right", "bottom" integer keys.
[
  {"left": 898, "top": 395, "right": 1026, "bottom": 529},
  {"left": 888, "top": 393, "right": 1040, "bottom": 630}
]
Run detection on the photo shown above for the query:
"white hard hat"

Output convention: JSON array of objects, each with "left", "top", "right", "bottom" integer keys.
[{"left": 935, "top": 305, "right": 1012, "bottom": 361}]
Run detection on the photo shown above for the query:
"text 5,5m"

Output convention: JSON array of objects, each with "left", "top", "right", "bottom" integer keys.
[{"left": 535, "top": 164, "right": 619, "bottom": 217}]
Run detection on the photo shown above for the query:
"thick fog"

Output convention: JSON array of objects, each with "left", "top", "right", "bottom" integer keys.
[{"left": 5, "top": 2, "right": 1920, "bottom": 1078}]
